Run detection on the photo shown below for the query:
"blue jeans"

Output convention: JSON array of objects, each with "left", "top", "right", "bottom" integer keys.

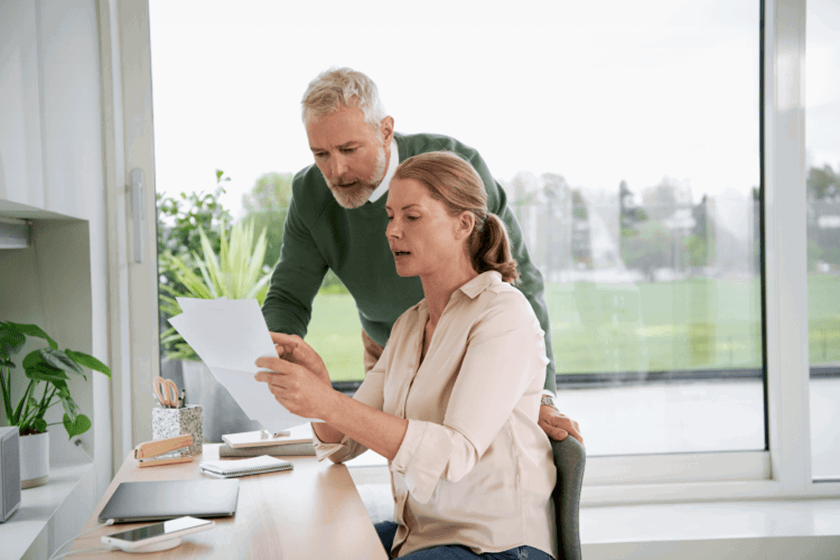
[{"left": 375, "top": 521, "right": 555, "bottom": 560}]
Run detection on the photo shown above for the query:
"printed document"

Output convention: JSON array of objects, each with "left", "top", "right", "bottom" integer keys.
[{"left": 168, "top": 297, "right": 310, "bottom": 432}]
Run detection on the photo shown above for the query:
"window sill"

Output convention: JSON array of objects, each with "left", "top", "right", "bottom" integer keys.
[
  {"left": 0, "top": 458, "right": 97, "bottom": 560},
  {"left": 348, "top": 454, "right": 840, "bottom": 559},
  {"left": 580, "top": 498, "right": 840, "bottom": 560},
  {"left": 351, "top": 476, "right": 840, "bottom": 560}
]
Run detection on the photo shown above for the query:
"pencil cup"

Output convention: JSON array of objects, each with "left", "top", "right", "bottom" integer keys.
[{"left": 152, "top": 405, "right": 203, "bottom": 455}]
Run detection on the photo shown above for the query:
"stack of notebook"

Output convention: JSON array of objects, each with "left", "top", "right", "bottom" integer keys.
[{"left": 219, "top": 422, "right": 316, "bottom": 457}]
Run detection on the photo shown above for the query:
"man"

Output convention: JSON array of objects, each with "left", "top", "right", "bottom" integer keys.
[{"left": 262, "top": 67, "right": 581, "bottom": 444}]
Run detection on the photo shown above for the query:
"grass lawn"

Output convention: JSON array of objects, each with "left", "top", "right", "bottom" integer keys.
[
  {"left": 307, "top": 276, "right": 840, "bottom": 382},
  {"left": 306, "top": 292, "right": 365, "bottom": 382}
]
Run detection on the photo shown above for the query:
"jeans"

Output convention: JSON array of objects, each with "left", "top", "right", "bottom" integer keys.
[{"left": 375, "top": 521, "right": 555, "bottom": 560}]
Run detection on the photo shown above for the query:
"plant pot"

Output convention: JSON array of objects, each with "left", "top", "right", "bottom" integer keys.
[{"left": 19, "top": 431, "right": 49, "bottom": 489}]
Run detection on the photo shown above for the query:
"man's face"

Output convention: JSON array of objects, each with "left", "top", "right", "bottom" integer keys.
[{"left": 305, "top": 105, "right": 394, "bottom": 209}]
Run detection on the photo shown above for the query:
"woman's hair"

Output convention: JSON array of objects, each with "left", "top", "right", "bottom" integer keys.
[
  {"left": 301, "top": 67, "right": 387, "bottom": 131},
  {"left": 393, "top": 151, "right": 519, "bottom": 283}
]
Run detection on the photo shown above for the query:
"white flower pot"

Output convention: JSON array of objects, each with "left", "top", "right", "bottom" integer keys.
[{"left": 19, "top": 432, "right": 49, "bottom": 489}]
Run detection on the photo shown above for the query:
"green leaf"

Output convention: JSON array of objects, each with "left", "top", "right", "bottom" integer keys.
[
  {"left": 52, "top": 380, "right": 71, "bottom": 398},
  {"left": 39, "top": 349, "right": 85, "bottom": 377},
  {"left": 216, "top": 169, "right": 224, "bottom": 181},
  {"left": 32, "top": 418, "right": 48, "bottom": 433},
  {"left": 25, "top": 364, "right": 69, "bottom": 383},
  {"left": 12, "top": 381, "right": 35, "bottom": 423},
  {"left": 66, "top": 350, "right": 111, "bottom": 378},
  {"left": 63, "top": 413, "right": 91, "bottom": 439},
  {"left": 5, "top": 322, "right": 57, "bottom": 349},
  {"left": 22, "top": 349, "right": 44, "bottom": 369},
  {"left": 59, "top": 389, "right": 79, "bottom": 416},
  {"left": 0, "top": 324, "right": 26, "bottom": 359}
]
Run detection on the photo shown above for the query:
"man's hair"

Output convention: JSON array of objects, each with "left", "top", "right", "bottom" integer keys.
[
  {"left": 393, "top": 151, "right": 519, "bottom": 283},
  {"left": 301, "top": 67, "right": 387, "bottom": 130}
]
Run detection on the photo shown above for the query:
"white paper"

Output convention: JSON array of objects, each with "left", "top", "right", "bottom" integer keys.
[{"left": 168, "top": 298, "right": 311, "bottom": 432}]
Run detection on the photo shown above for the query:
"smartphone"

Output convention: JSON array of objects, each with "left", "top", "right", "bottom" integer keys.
[{"left": 101, "top": 516, "right": 214, "bottom": 551}]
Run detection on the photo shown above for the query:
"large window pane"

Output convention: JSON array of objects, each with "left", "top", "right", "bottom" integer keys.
[
  {"left": 806, "top": 0, "right": 840, "bottom": 481},
  {"left": 150, "top": 0, "right": 763, "bottom": 456}
]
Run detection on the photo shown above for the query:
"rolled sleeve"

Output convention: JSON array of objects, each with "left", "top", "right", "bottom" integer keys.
[
  {"left": 312, "top": 425, "right": 365, "bottom": 463},
  {"left": 391, "top": 420, "right": 455, "bottom": 504}
]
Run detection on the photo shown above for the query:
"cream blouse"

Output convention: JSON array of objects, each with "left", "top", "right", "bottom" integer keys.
[{"left": 313, "top": 271, "right": 557, "bottom": 558}]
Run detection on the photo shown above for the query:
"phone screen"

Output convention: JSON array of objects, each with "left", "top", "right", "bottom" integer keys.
[{"left": 108, "top": 517, "right": 212, "bottom": 542}]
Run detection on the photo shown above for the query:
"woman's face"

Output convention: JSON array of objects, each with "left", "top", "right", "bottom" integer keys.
[{"left": 385, "top": 178, "right": 470, "bottom": 279}]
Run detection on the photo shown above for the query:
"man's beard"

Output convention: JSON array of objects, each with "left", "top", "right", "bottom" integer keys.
[{"left": 325, "top": 145, "right": 387, "bottom": 209}]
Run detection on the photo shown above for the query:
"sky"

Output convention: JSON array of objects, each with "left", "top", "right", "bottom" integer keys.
[{"left": 147, "top": 0, "right": 837, "bottom": 219}]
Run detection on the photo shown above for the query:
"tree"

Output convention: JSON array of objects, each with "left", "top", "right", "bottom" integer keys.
[
  {"left": 157, "top": 169, "right": 233, "bottom": 264},
  {"left": 620, "top": 180, "right": 647, "bottom": 233},
  {"left": 156, "top": 170, "right": 235, "bottom": 359},
  {"left": 240, "top": 171, "right": 349, "bottom": 293},
  {"left": 242, "top": 172, "right": 294, "bottom": 212},
  {"left": 807, "top": 164, "right": 840, "bottom": 200},
  {"left": 503, "top": 171, "right": 540, "bottom": 224},
  {"left": 806, "top": 164, "right": 840, "bottom": 271},
  {"left": 642, "top": 177, "right": 692, "bottom": 220},
  {"left": 241, "top": 172, "right": 293, "bottom": 272},
  {"left": 622, "top": 222, "right": 670, "bottom": 281}
]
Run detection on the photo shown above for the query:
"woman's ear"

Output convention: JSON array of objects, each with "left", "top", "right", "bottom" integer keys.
[{"left": 456, "top": 211, "right": 475, "bottom": 239}]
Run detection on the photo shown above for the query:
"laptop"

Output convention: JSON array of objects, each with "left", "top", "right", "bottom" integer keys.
[{"left": 98, "top": 479, "right": 239, "bottom": 523}]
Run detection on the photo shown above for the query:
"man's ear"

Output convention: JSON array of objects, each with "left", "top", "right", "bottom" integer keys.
[{"left": 380, "top": 116, "right": 395, "bottom": 145}]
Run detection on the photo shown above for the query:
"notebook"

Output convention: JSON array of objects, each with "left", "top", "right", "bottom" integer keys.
[
  {"left": 98, "top": 479, "right": 239, "bottom": 523},
  {"left": 222, "top": 423, "right": 314, "bottom": 448},
  {"left": 200, "top": 455, "right": 294, "bottom": 478},
  {"left": 219, "top": 442, "right": 315, "bottom": 457}
]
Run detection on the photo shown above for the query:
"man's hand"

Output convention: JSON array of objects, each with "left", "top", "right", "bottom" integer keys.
[{"left": 539, "top": 405, "right": 583, "bottom": 445}]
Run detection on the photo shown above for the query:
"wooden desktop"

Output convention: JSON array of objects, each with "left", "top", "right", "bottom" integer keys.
[{"left": 68, "top": 444, "right": 389, "bottom": 559}]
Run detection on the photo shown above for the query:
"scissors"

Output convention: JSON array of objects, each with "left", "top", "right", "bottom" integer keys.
[{"left": 152, "top": 376, "right": 181, "bottom": 408}]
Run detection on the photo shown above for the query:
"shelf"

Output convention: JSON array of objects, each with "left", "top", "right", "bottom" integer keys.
[
  {"left": 0, "top": 218, "right": 31, "bottom": 249},
  {"left": 0, "top": 458, "right": 97, "bottom": 560}
]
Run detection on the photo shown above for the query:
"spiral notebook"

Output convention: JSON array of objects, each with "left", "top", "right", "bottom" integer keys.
[{"left": 200, "top": 455, "right": 293, "bottom": 478}]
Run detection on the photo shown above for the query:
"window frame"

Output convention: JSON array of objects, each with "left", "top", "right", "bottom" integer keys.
[
  {"left": 349, "top": 0, "right": 840, "bottom": 505},
  {"left": 121, "top": 0, "right": 840, "bottom": 504},
  {"left": 576, "top": 0, "right": 840, "bottom": 505}
]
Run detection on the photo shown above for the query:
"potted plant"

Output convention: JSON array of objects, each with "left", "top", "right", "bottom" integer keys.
[{"left": 0, "top": 321, "right": 111, "bottom": 488}]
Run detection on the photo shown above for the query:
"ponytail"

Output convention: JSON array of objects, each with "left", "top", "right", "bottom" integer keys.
[{"left": 468, "top": 214, "right": 519, "bottom": 283}]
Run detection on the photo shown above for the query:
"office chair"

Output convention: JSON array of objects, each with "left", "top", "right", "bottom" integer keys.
[{"left": 552, "top": 436, "right": 586, "bottom": 560}]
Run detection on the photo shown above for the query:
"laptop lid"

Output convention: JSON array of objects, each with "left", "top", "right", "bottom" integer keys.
[{"left": 98, "top": 479, "right": 239, "bottom": 523}]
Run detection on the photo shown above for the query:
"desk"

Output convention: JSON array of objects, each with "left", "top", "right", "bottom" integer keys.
[{"left": 68, "top": 445, "right": 389, "bottom": 559}]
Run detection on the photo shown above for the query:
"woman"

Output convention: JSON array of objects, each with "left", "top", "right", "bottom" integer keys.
[{"left": 255, "top": 151, "right": 557, "bottom": 559}]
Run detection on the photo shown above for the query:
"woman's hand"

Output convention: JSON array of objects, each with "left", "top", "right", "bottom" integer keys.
[
  {"left": 268, "top": 332, "right": 331, "bottom": 386},
  {"left": 254, "top": 333, "right": 334, "bottom": 419}
]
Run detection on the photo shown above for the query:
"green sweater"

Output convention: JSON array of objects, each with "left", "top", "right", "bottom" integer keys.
[{"left": 262, "top": 132, "right": 557, "bottom": 392}]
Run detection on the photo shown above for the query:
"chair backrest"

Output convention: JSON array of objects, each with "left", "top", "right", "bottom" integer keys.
[{"left": 551, "top": 436, "right": 586, "bottom": 560}]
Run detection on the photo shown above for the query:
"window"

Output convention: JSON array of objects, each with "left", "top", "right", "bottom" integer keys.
[
  {"left": 146, "top": 0, "right": 840, "bottom": 502},
  {"left": 806, "top": 0, "right": 840, "bottom": 482}
]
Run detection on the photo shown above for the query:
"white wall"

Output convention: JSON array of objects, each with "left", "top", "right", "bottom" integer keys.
[{"left": 0, "top": 0, "right": 113, "bottom": 496}]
